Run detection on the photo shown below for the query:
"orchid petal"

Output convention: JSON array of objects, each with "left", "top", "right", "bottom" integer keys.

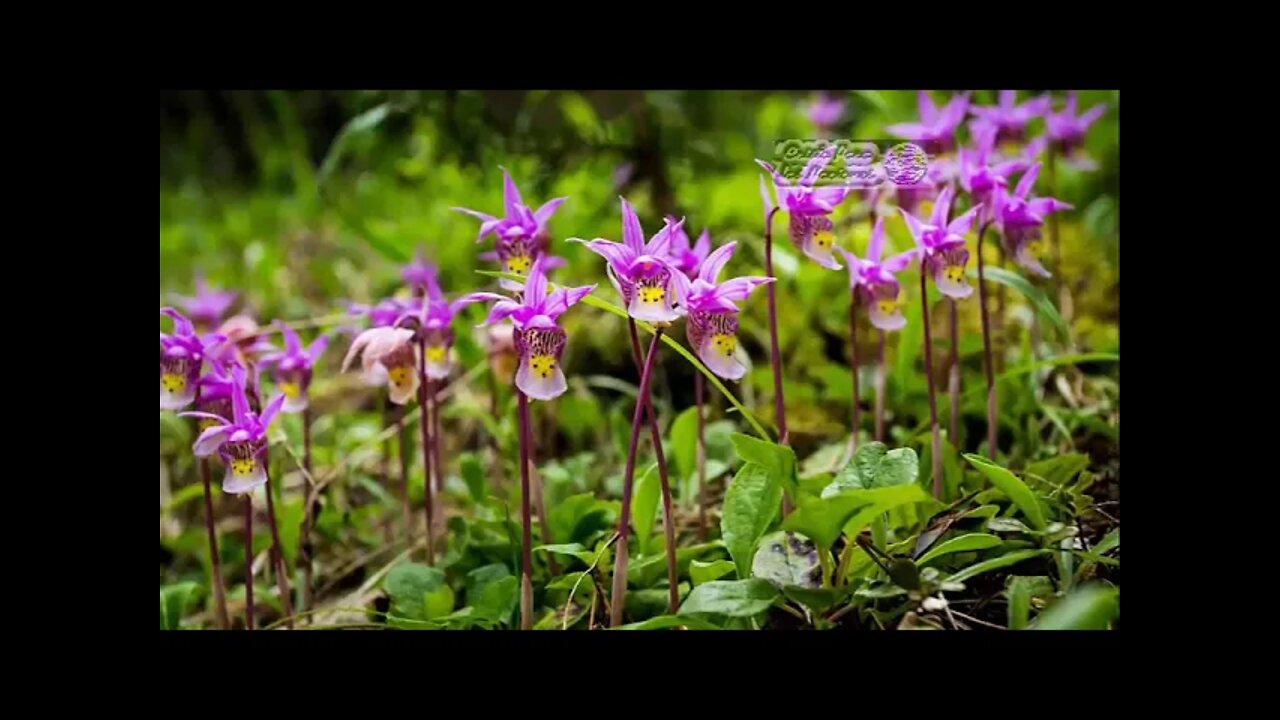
[
  {"left": 620, "top": 197, "right": 645, "bottom": 254},
  {"left": 866, "top": 216, "right": 886, "bottom": 262},
  {"left": 533, "top": 197, "right": 567, "bottom": 228},
  {"left": 500, "top": 166, "right": 524, "bottom": 218},
  {"left": 698, "top": 242, "right": 737, "bottom": 284},
  {"left": 1016, "top": 163, "right": 1042, "bottom": 199}
]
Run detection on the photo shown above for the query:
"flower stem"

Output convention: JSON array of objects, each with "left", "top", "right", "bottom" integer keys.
[
  {"left": 627, "top": 319, "right": 678, "bottom": 615},
  {"left": 695, "top": 371, "right": 707, "bottom": 542},
  {"left": 263, "top": 465, "right": 295, "bottom": 629},
  {"left": 523, "top": 407, "right": 559, "bottom": 576},
  {"left": 416, "top": 336, "right": 436, "bottom": 566},
  {"left": 398, "top": 410, "right": 413, "bottom": 542},
  {"left": 200, "top": 459, "right": 229, "bottom": 630},
  {"left": 977, "top": 222, "right": 998, "bottom": 458},
  {"left": 948, "top": 299, "right": 960, "bottom": 447},
  {"left": 849, "top": 285, "right": 860, "bottom": 454},
  {"left": 380, "top": 394, "right": 392, "bottom": 544},
  {"left": 244, "top": 495, "right": 254, "bottom": 630},
  {"left": 432, "top": 382, "right": 445, "bottom": 496},
  {"left": 875, "top": 331, "right": 886, "bottom": 442},
  {"left": 300, "top": 408, "right": 314, "bottom": 617},
  {"left": 611, "top": 328, "right": 665, "bottom": 626},
  {"left": 763, "top": 206, "right": 790, "bottom": 516},
  {"left": 516, "top": 389, "right": 534, "bottom": 630},
  {"left": 919, "top": 270, "right": 942, "bottom": 499}
]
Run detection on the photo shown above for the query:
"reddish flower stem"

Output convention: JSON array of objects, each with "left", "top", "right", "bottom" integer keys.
[
  {"left": 262, "top": 466, "right": 294, "bottom": 629},
  {"left": 416, "top": 335, "right": 436, "bottom": 566},
  {"left": 300, "top": 408, "right": 315, "bottom": 616},
  {"left": 244, "top": 496, "right": 254, "bottom": 630},
  {"left": 398, "top": 410, "right": 413, "bottom": 542},
  {"left": 611, "top": 328, "right": 664, "bottom": 627},
  {"left": 695, "top": 371, "right": 707, "bottom": 542},
  {"left": 919, "top": 269, "right": 943, "bottom": 499},
  {"left": 627, "top": 319, "right": 678, "bottom": 615},
  {"left": 763, "top": 206, "right": 790, "bottom": 516},
  {"left": 875, "top": 331, "right": 887, "bottom": 442},
  {"left": 849, "top": 285, "right": 860, "bottom": 453},
  {"left": 948, "top": 300, "right": 960, "bottom": 447},
  {"left": 523, "top": 404, "right": 559, "bottom": 576},
  {"left": 517, "top": 389, "right": 534, "bottom": 630},
  {"left": 200, "top": 459, "right": 229, "bottom": 630},
  {"left": 977, "top": 222, "right": 998, "bottom": 458}
]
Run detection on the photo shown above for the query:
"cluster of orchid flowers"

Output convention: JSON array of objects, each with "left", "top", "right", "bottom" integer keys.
[{"left": 162, "top": 89, "right": 1104, "bottom": 630}]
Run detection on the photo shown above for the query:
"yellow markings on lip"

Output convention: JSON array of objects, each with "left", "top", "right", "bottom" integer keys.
[
  {"left": 529, "top": 354, "right": 556, "bottom": 379},
  {"left": 426, "top": 345, "right": 447, "bottom": 364},
  {"left": 161, "top": 373, "right": 186, "bottom": 393},
  {"left": 279, "top": 381, "right": 301, "bottom": 399},
  {"left": 198, "top": 417, "right": 220, "bottom": 432},
  {"left": 230, "top": 457, "right": 257, "bottom": 476},
  {"left": 639, "top": 286, "right": 666, "bottom": 304},
  {"left": 506, "top": 255, "right": 533, "bottom": 274},
  {"left": 711, "top": 333, "right": 737, "bottom": 357},
  {"left": 387, "top": 365, "right": 414, "bottom": 390},
  {"left": 1026, "top": 239, "right": 1045, "bottom": 258},
  {"left": 876, "top": 299, "right": 900, "bottom": 316},
  {"left": 943, "top": 265, "right": 965, "bottom": 283},
  {"left": 813, "top": 231, "right": 835, "bottom": 250}
]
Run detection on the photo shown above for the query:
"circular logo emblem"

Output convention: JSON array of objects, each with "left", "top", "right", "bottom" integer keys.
[{"left": 883, "top": 142, "right": 929, "bottom": 186}]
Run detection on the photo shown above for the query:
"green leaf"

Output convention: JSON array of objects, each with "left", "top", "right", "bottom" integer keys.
[
  {"left": 535, "top": 543, "right": 597, "bottom": 566},
  {"left": 1033, "top": 584, "right": 1119, "bottom": 630},
  {"left": 614, "top": 614, "right": 723, "bottom": 630},
  {"left": 987, "top": 517, "right": 1033, "bottom": 534},
  {"left": 548, "top": 493, "right": 613, "bottom": 547},
  {"left": 633, "top": 462, "right": 660, "bottom": 556},
  {"left": 782, "top": 585, "right": 853, "bottom": 614},
  {"left": 670, "top": 406, "right": 700, "bottom": 485},
  {"left": 916, "top": 533, "right": 1003, "bottom": 566},
  {"left": 822, "top": 443, "right": 919, "bottom": 497},
  {"left": 785, "top": 484, "right": 934, "bottom": 550},
  {"left": 963, "top": 454, "right": 1048, "bottom": 530},
  {"left": 680, "top": 578, "right": 780, "bottom": 618},
  {"left": 1006, "top": 575, "right": 1055, "bottom": 630},
  {"left": 628, "top": 542, "right": 721, "bottom": 588},
  {"left": 690, "top": 559, "right": 737, "bottom": 586},
  {"left": 1026, "top": 453, "right": 1090, "bottom": 490},
  {"left": 626, "top": 585, "right": 690, "bottom": 619},
  {"left": 948, "top": 550, "right": 1050, "bottom": 584},
  {"left": 751, "top": 531, "right": 821, "bottom": 589},
  {"left": 721, "top": 463, "right": 783, "bottom": 577},
  {"left": 970, "top": 266, "right": 1068, "bottom": 344},
  {"left": 384, "top": 564, "right": 451, "bottom": 622},
  {"left": 275, "top": 498, "right": 304, "bottom": 567},
  {"left": 730, "top": 433, "right": 797, "bottom": 493},
  {"left": 317, "top": 102, "right": 393, "bottom": 188},
  {"left": 160, "top": 582, "right": 198, "bottom": 630},
  {"left": 1093, "top": 528, "right": 1120, "bottom": 556},
  {"left": 467, "top": 564, "right": 518, "bottom": 623},
  {"left": 459, "top": 453, "right": 486, "bottom": 504}
]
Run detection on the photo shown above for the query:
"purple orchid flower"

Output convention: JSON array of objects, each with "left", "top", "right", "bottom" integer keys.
[
  {"left": 171, "top": 276, "right": 237, "bottom": 331},
  {"left": 673, "top": 242, "right": 773, "bottom": 380},
  {"left": 181, "top": 365, "right": 286, "bottom": 495},
  {"left": 666, "top": 217, "right": 712, "bottom": 279},
  {"left": 969, "top": 91, "right": 1052, "bottom": 145},
  {"left": 452, "top": 167, "right": 568, "bottom": 291},
  {"left": 401, "top": 247, "right": 438, "bottom": 296},
  {"left": 807, "top": 92, "right": 846, "bottom": 130},
  {"left": 349, "top": 298, "right": 412, "bottom": 329},
  {"left": 461, "top": 255, "right": 595, "bottom": 401},
  {"left": 958, "top": 122, "right": 1031, "bottom": 225},
  {"left": 885, "top": 91, "right": 972, "bottom": 153},
  {"left": 570, "top": 198, "right": 688, "bottom": 323},
  {"left": 392, "top": 263, "right": 492, "bottom": 381},
  {"left": 342, "top": 325, "right": 421, "bottom": 405},
  {"left": 836, "top": 216, "right": 916, "bottom": 331},
  {"left": 160, "top": 308, "right": 226, "bottom": 411},
  {"left": 756, "top": 145, "right": 850, "bottom": 269},
  {"left": 899, "top": 185, "right": 981, "bottom": 299},
  {"left": 1044, "top": 92, "right": 1107, "bottom": 171},
  {"left": 993, "top": 162, "right": 1073, "bottom": 278},
  {"left": 256, "top": 322, "right": 329, "bottom": 414}
]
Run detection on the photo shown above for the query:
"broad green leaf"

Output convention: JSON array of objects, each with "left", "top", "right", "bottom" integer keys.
[
  {"left": 690, "top": 559, "right": 737, "bottom": 586},
  {"left": 548, "top": 494, "right": 613, "bottom": 547},
  {"left": 626, "top": 585, "right": 690, "bottom": 619},
  {"left": 629, "top": 542, "right": 721, "bottom": 588},
  {"left": 948, "top": 549, "right": 1050, "bottom": 584},
  {"left": 962, "top": 504, "right": 1001, "bottom": 521},
  {"left": 782, "top": 585, "right": 853, "bottom": 614},
  {"left": 670, "top": 406, "right": 700, "bottom": 484},
  {"left": 730, "top": 433, "right": 797, "bottom": 493},
  {"left": 822, "top": 443, "right": 919, "bottom": 496},
  {"left": 987, "top": 517, "right": 1033, "bottom": 534},
  {"left": 535, "top": 543, "right": 597, "bottom": 566},
  {"left": 459, "top": 453, "right": 486, "bottom": 504},
  {"left": 384, "top": 564, "right": 451, "bottom": 622},
  {"left": 1006, "top": 575, "right": 1055, "bottom": 630},
  {"left": 721, "top": 463, "right": 782, "bottom": 577},
  {"left": 751, "top": 531, "right": 821, "bottom": 589},
  {"left": 615, "top": 614, "right": 723, "bottom": 630},
  {"left": 1026, "top": 453, "right": 1090, "bottom": 489},
  {"left": 1033, "top": 584, "right": 1119, "bottom": 630},
  {"left": 275, "top": 498, "right": 304, "bottom": 567},
  {"left": 633, "top": 462, "right": 660, "bottom": 556},
  {"left": 964, "top": 454, "right": 1048, "bottom": 530},
  {"left": 971, "top": 266, "right": 1068, "bottom": 343},
  {"left": 800, "top": 442, "right": 848, "bottom": 479},
  {"left": 916, "top": 533, "right": 1003, "bottom": 566},
  {"left": 839, "top": 485, "right": 936, "bottom": 545},
  {"left": 680, "top": 578, "right": 779, "bottom": 617},
  {"left": 781, "top": 493, "right": 870, "bottom": 550},
  {"left": 160, "top": 582, "right": 198, "bottom": 630},
  {"left": 467, "top": 564, "right": 518, "bottom": 623}
]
